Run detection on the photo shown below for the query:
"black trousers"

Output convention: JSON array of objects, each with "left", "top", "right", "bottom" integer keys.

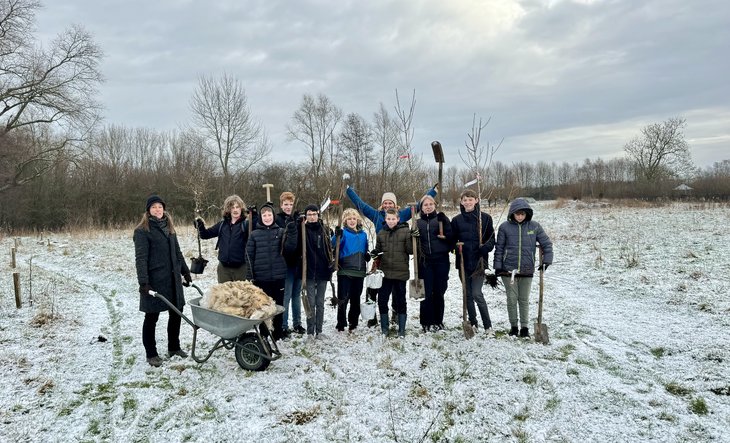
[
  {"left": 336, "top": 275, "right": 364, "bottom": 330},
  {"left": 142, "top": 310, "right": 182, "bottom": 358},
  {"left": 254, "top": 279, "right": 285, "bottom": 339}
]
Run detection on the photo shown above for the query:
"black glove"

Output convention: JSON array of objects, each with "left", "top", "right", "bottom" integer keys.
[
  {"left": 436, "top": 212, "right": 449, "bottom": 223},
  {"left": 494, "top": 269, "right": 505, "bottom": 276},
  {"left": 410, "top": 228, "right": 420, "bottom": 238},
  {"left": 334, "top": 226, "right": 343, "bottom": 237},
  {"left": 433, "top": 182, "right": 439, "bottom": 194},
  {"left": 286, "top": 220, "right": 298, "bottom": 234},
  {"left": 370, "top": 249, "right": 382, "bottom": 258},
  {"left": 540, "top": 263, "right": 550, "bottom": 271},
  {"left": 194, "top": 218, "right": 205, "bottom": 230},
  {"left": 365, "top": 251, "right": 371, "bottom": 263},
  {"left": 139, "top": 284, "right": 152, "bottom": 296},
  {"left": 182, "top": 272, "right": 192, "bottom": 287}
]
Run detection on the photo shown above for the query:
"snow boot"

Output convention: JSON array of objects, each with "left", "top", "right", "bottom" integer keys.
[
  {"left": 398, "top": 314, "right": 407, "bottom": 338},
  {"left": 509, "top": 326, "right": 519, "bottom": 336},
  {"left": 519, "top": 327, "right": 530, "bottom": 338},
  {"left": 380, "top": 313, "right": 389, "bottom": 336}
]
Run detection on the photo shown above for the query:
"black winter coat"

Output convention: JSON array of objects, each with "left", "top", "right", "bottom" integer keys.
[
  {"left": 134, "top": 217, "right": 190, "bottom": 313},
  {"left": 197, "top": 216, "right": 250, "bottom": 266},
  {"left": 417, "top": 212, "right": 454, "bottom": 264},
  {"left": 295, "top": 221, "right": 334, "bottom": 281},
  {"left": 374, "top": 223, "right": 413, "bottom": 281},
  {"left": 246, "top": 222, "right": 298, "bottom": 282},
  {"left": 450, "top": 203, "right": 495, "bottom": 275}
]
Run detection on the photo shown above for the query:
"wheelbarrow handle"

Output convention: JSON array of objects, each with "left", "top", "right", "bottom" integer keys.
[{"left": 151, "top": 290, "right": 197, "bottom": 328}]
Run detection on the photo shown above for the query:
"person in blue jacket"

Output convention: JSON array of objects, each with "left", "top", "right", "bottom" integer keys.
[
  {"left": 195, "top": 195, "right": 255, "bottom": 283},
  {"left": 331, "top": 208, "right": 370, "bottom": 333},
  {"left": 493, "top": 198, "right": 553, "bottom": 338},
  {"left": 345, "top": 183, "right": 438, "bottom": 233}
]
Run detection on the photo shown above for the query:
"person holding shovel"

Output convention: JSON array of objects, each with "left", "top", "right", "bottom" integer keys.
[
  {"left": 416, "top": 194, "right": 454, "bottom": 332},
  {"left": 493, "top": 198, "right": 553, "bottom": 338},
  {"left": 371, "top": 208, "right": 415, "bottom": 338},
  {"left": 195, "top": 195, "right": 255, "bottom": 283},
  {"left": 133, "top": 195, "right": 192, "bottom": 367},
  {"left": 275, "top": 191, "right": 305, "bottom": 336},
  {"left": 331, "top": 208, "right": 370, "bottom": 333},
  {"left": 451, "top": 189, "right": 495, "bottom": 336}
]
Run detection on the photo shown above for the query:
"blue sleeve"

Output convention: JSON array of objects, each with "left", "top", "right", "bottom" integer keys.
[{"left": 346, "top": 186, "right": 379, "bottom": 224}]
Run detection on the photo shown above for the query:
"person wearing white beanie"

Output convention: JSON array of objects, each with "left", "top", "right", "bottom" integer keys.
[{"left": 345, "top": 182, "right": 438, "bottom": 234}]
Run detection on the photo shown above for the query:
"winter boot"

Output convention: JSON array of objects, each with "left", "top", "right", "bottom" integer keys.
[
  {"left": 519, "top": 327, "right": 530, "bottom": 338},
  {"left": 380, "top": 313, "right": 389, "bottom": 336},
  {"left": 509, "top": 326, "right": 519, "bottom": 337},
  {"left": 398, "top": 314, "right": 407, "bottom": 338}
]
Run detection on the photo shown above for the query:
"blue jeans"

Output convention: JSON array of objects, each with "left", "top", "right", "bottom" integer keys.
[{"left": 283, "top": 267, "right": 302, "bottom": 330}]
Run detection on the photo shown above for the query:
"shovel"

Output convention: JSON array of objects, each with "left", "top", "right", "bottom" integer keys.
[
  {"left": 534, "top": 248, "right": 549, "bottom": 344},
  {"left": 408, "top": 203, "right": 425, "bottom": 302},
  {"left": 457, "top": 242, "right": 475, "bottom": 339}
]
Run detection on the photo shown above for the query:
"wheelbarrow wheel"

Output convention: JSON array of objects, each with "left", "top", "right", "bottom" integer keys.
[{"left": 235, "top": 334, "right": 270, "bottom": 371}]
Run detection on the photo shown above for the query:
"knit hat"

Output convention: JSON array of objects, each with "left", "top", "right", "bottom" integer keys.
[
  {"left": 259, "top": 202, "right": 275, "bottom": 214},
  {"left": 304, "top": 204, "right": 319, "bottom": 214},
  {"left": 146, "top": 195, "right": 166, "bottom": 212},
  {"left": 381, "top": 192, "right": 397, "bottom": 206}
]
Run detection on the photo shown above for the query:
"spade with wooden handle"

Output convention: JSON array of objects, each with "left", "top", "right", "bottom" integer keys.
[
  {"left": 457, "top": 242, "right": 475, "bottom": 339},
  {"left": 408, "top": 203, "right": 425, "bottom": 302},
  {"left": 534, "top": 248, "right": 549, "bottom": 344}
]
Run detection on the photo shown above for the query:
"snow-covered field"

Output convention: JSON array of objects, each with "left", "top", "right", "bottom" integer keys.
[{"left": 1, "top": 201, "right": 729, "bottom": 442}]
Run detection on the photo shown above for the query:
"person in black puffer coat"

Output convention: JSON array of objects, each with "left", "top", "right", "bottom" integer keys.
[
  {"left": 246, "top": 203, "right": 298, "bottom": 340},
  {"left": 416, "top": 195, "right": 454, "bottom": 332},
  {"left": 450, "top": 189, "right": 495, "bottom": 335},
  {"left": 195, "top": 195, "right": 255, "bottom": 283},
  {"left": 133, "top": 195, "right": 192, "bottom": 367}
]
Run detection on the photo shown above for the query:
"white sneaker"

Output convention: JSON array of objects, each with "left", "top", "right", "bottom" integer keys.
[{"left": 485, "top": 328, "right": 495, "bottom": 338}]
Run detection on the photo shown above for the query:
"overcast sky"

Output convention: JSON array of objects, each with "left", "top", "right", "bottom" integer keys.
[{"left": 36, "top": 0, "right": 729, "bottom": 168}]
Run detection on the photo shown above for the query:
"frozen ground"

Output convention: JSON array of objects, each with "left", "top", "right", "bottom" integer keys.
[{"left": 1, "top": 201, "right": 729, "bottom": 442}]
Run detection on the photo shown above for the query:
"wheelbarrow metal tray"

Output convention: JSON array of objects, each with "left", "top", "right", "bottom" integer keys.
[{"left": 188, "top": 297, "right": 284, "bottom": 339}]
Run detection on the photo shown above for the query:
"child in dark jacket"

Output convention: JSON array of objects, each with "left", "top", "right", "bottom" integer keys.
[
  {"left": 450, "top": 189, "right": 495, "bottom": 335},
  {"left": 416, "top": 195, "right": 454, "bottom": 332},
  {"left": 332, "top": 208, "right": 369, "bottom": 333},
  {"left": 372, "top": 208, "right": 415, "bottom": 337},
  {"left": 493, "top": 198, "right": 553, "bottom": 338},
  {"left": 246, "top": 203, "right": 298, "bottom": 340},
  {"left": 297, "top": 204, "right": 334, "bottom": 339}
]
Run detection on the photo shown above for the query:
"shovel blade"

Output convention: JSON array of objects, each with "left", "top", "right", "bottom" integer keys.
[
  {"left": 462, "top": 321, "right": 475, "bottom": 339},
  {"left": 534, "top": 322, "right": 549, "bottom": 345},
  {"left": 409, "top": 279, "right": 425, "bottom": 301}
]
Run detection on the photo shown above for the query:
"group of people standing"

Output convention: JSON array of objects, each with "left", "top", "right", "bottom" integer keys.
[{"left": 132, "top": 182, "right": 553, "bottom": 366}]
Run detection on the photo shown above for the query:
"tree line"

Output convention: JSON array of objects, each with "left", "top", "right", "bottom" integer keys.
[{"left": 1, "top": 0, "right": 728, "bottom": 232}]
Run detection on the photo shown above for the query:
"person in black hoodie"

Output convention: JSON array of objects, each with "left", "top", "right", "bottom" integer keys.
[
  {"left": 195, "top": 195, "right": 254, "bottom": 283},
  {"left": 246, "top": 203, "right": 298, "bottom": 340},
  {"left": 133, "top": 195, "right": 192, "bottom": 367},
  {"left": 450, "top": 189, "right": 495, "bottom": 336},
  {"left": 275, "top": 191, "right": 305, "bottom": 336},
  {"left": 297, "top": 204, "right": 334, "bottom": 339},
  {"left": 416, "top": 195, "right": 454, "bottom": 332}
]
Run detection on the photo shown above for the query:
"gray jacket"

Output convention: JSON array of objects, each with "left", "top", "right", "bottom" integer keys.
[{"left": 493, "top": 198, "right": 553, "bottom": 276}]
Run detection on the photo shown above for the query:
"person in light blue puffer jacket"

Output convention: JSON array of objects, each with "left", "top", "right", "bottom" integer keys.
[{"left": 493, "top": 198, "right": 553, "bottom": 338}]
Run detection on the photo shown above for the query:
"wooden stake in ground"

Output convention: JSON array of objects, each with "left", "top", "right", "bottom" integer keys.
[
  {"left": 11, "top": 247, "right": 16, "bottom": 268},
  {"left": 13, "top": 272, "right": 21, "bottom": 308},
  {"left": 456, "top": 242, "right": 475, "bottom": 339}
]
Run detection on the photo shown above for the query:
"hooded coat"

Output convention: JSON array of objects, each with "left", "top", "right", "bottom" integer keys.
[
  {"left": 246, "top": 221, "right": 298, "bottom": 282},
  {"left": 374, "top": 222, "right": 413, "bottom": 281},
  {"left": 493, "top": 198, "right": 553, "bottom": 276},
  {"left": 450, "top": 203, "right": 495, "bottom": 275},
  {"left": 134, "top": 216, "right": 190, "bottom": 313}
]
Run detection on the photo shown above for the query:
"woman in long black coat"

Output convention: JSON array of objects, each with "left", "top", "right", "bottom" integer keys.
[{"left": 133, "top": 195, "right": 192, "bottom": 367}]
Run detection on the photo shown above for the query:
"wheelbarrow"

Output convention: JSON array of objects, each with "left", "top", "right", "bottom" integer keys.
[{"left": 152, "top": 284, "right": 284, "bottom": 371}]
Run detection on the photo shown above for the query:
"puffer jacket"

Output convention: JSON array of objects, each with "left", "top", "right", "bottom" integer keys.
[
  {"left": 134, "top": 216, "right": 189, "bottom": 313},
  {"left": 493, "top": 198, "right": 553, "bottom": 277},
  {"left": 197, "top": 216, "right": 249, "bottom": 266},
  {"left": 416, "top": 211, "right": 454, "bottom": 264},
  {"left": 374, "top": 222, "right": 413, "bottom": 281},
  {"left": 450, "top": 203, "right": 495, "bottom": 274},
  {"left": 246, "top": 222, "right": 298, "bottom": 282},
  {"left": 332, "top": 226, "right": 369, "bottom": 278}
]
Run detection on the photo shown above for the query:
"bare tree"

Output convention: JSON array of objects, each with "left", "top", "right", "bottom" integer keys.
[
  {"left": 286, "top": 93, "right": 342, "bottom": 179},
  {"left": 624, "top": 116, "right": 695, "bottom": 182},
  {"left": 0, "top": 0, "right": 104, "bottom": 192},
  {"left": 372, "top": 102, "right": 400, "bottom": 196},
  {"left": 459, "top": 114, "right": 502, "bottom": 202},
  {"left": 337, "top": 112, "right": 374, "bottom": 190},
  {"left": 189, "top": 73, "right": 270, "bottom": 185}
]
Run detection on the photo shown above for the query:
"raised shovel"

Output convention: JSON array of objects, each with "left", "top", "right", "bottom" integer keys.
[
  {"left": 408, "top": 203, "right": 425, "bottom": 302},
  {"left": 457, "top": 242, "right": 475, "bottom": 339},
  {"left": 534, "top": 248, "right": 549, "bottom": 344}
]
